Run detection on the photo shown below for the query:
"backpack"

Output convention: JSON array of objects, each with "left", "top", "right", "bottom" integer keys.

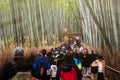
[
  {"left": 73, "top": 58, "right": 82, "bottom": 71},
  {"left": 17, "top": 57, "right": 31, "bottom": 72},
  {"left": 3, "top": 60, "right": 18, "bottom": 79},
  {"left": 31, "top": 56, "right": 50, "bottom": 79},
  {"left": 91, "top": 66, "right": 98, "bottom": 74},
  {"left": 60, "top": 67, "right": 78, "bottom": 80}
]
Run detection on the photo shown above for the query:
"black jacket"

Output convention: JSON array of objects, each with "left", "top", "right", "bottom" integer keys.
[{"left": 56, "top": 62, "right": 72, "bottom": 80}]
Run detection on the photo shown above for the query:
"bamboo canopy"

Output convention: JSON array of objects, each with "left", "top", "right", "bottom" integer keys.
[{"left": 0, "top": 0, "right": 120, "bottom": 56}]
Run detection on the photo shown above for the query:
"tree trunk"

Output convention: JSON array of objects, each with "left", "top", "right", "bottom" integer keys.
[{"left": 84, "top": 0, "right": 114, "bottom": 55}]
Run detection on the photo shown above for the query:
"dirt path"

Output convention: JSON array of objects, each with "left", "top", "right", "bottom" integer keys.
[{"left": 12, "top": 72, "right": 91, "bottom": 80}]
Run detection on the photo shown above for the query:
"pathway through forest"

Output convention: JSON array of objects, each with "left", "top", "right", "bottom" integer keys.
[
  {"left": 12, "top": 72, "right": 91, "bottom": 80},
  {"left": 12, "top": 41, "right": 94, "bottom": 80}
]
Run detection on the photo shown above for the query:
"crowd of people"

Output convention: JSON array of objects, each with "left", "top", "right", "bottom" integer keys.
[{"left": 1, "top": 35, "right": 105, "bottom": 80}]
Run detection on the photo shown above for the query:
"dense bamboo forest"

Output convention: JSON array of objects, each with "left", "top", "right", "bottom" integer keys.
[
  {"left": 0, "top": 0, "right": 120, "bottom": 53},
  {"left": 0, "top": 0, "right": 120, "bottom": 79},
  {"left": 1, "top": 0, "right": 120, "bottom": 56}
]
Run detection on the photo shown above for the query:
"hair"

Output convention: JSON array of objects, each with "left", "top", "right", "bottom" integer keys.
[
  {"left": 13, "top": 47, "right": 24, "bottom": 57},
  {"left": 52, "top": 61, "right": 56, "bottom": 65},
  {"left": 84, "top": 48, "right": 89, "bottom": 53},
  {"left": 91, "top": 50, "right": 94, "bottom": 53},
  {"left": 97, "top": 55, "right": 103, "bottom": 60},
  {"left": 63, "top": 54, "right": 73, "bottom": 64},
  {"left": 66, "top": 45, "right": 71, "bottom": 50},
  {"left": 41, "top": 49, "right": 46, "bottom": 56}
]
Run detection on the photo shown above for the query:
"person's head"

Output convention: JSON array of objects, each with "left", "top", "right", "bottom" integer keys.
[
  {"left": 95, "top": 50, "right": 99, "bottom": 54},
  {"left": 41, "top": 49, "right": 46, "bottom": 56},
  {"left": 63, "top": 54, "right": 73, "bottom": 64},
  {"left": 65, "top": 46, "right": 71, "bottom": 53},
  {"left": 83, "top": 48, "right": 88, "bottom": 53},
  {"left": 52, "top": 61, "right": 56, "bottom": 65},
  {"left": 97, "top": 55, "right": 103, "bottom": 60},
  {"left": 13, "top": 47, "right": 24, "bottom": 57},
  {"left": 91, "top": 50, "right": 94, "bottom": 54}
]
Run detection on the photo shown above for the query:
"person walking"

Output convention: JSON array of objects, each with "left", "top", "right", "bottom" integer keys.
[
  {"left": 96, "top": 55, "right": 105, "bottom": 80},
  {"left": 31, "top": 49, "right": 51, "bottom": 80},
  {"left": 56, "top": 54, "right": 78, "bottom": 80},
  {"left": 51, "top": 61, "right": 57, "bottom": 80},
  {"left": 1, "top": 47, "right": 24, "bottom": 80}
]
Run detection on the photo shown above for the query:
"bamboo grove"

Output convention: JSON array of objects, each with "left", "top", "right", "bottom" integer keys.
[{"left": 0, "top": 0, "right": 120, "bottom": 56}]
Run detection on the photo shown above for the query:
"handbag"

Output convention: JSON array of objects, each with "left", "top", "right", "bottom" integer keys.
[{"left": 91, "top": 66, "right": 98, "bottom": 74}]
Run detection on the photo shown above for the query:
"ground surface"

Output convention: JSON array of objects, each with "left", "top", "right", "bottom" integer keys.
[{"left": 12, "top": 72, "right": 91, "bottom": 80}]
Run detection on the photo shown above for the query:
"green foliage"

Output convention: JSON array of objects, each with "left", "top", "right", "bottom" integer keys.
[
  {"left": 7, "top": 38, "right": 13, "bottom": 45},
  {"left": 1, "top": 41, "right": 5, "bottom": 47},
  {"left": 0, "top": 0, "right": 10, "bottom": 10}
]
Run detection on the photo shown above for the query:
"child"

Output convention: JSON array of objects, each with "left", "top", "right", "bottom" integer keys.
[
  {"left": 51, "top": 61, "right": 57, "bottom": 80},
  {"left": 46, "top": 69, "right": 51, "bottom": 80}
]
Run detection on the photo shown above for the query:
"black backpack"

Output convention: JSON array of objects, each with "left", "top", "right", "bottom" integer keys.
[
  {"left": 2, "top": 61, "right": 18, "bottom": 80},
  {"left": 17, "top": 57, "right": 31, "bottom": 72}
]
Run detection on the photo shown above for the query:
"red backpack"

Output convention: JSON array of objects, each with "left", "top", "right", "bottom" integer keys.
[{"left": 60, "top": 67, "right": 78, "bottom": 80}]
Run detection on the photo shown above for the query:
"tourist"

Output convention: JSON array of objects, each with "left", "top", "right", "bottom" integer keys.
[
  {"left": 96, "top": 55, "right": 105, "bottom": 80},
  {"left": 51, "top": 61, "right": 57, "bottom": 80},
  {"left": 1, "top": 47, "right": 24, "bottom": 80}
]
